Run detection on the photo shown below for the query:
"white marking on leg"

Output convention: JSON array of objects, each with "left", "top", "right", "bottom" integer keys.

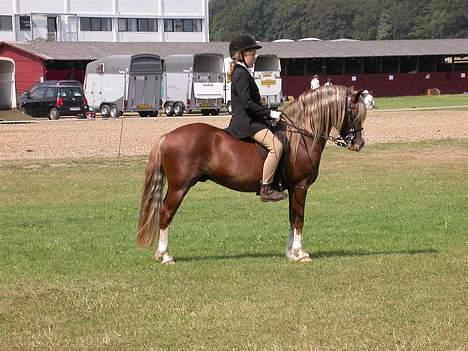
[
  {"left": 286, "top": 227, "right": 311, "bottom": 262},
  {"left": 155, "top": 227, "right": 175, "bottom": 264}
]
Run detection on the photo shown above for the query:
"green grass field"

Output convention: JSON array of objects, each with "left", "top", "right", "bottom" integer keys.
[
  {"left": 375, "top": 93, "right": 468, "bottom": 110},
  {"left": 1, "top": 140, "right": 467, "bottom": 350}
]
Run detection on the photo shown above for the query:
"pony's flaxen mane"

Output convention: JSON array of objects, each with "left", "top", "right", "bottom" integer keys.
[{"left": 281, "top": 85, "right": 366, "bottom": 163}]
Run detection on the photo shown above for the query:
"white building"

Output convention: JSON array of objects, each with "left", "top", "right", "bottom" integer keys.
[{"left": 0, "top": 0, "right": 209, "bottom": 42}]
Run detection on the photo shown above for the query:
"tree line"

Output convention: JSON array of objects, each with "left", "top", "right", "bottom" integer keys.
[{"left": 209, "top": 0, "right": 468, "bottom": 42}]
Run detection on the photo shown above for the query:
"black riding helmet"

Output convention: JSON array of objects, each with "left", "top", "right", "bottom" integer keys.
[{"left": 229, "top": 34, "right": 262, "bottom": 58}]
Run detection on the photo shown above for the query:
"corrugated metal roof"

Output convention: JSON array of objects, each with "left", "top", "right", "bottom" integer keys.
[{"left": 2, "top": 39, "right": 468, "bottom": 61}]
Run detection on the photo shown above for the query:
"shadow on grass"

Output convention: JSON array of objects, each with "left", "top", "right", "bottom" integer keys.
[
  {"left": 314, "top": 248, "right": 438, "bottom": 259},
  {"left": 176, "top": 248, "right": 438, "bottom": 263}
]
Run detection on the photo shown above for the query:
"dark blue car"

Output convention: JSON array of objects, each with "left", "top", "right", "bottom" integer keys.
[{"left": 19, "top": 80, "right": 90, "bottom": 120}]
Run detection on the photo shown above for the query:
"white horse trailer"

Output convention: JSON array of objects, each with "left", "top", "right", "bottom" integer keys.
[
  {"left": 223, "top": 56, "right": 233, "bottom": 114},
  {"left": 254, "top": 54, "right": 283, "bottom": 109},
  {"left": 162, "top": 53, "right": 224, "bottom": 116},
  {"left": 223, "top": 54, "right": 283, "bottom": 114},
  {"left": 84, "top": 54, "right": 162, "bottom": 118}
]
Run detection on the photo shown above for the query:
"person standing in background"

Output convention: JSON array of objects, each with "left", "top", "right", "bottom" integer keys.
[{"left": 310, "top": 74, "right": 320, "bottom": 90}]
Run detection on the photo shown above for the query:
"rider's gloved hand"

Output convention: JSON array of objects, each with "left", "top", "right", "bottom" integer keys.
[{"left": 270, "top": 110, "right": 281, "bottom": 125}]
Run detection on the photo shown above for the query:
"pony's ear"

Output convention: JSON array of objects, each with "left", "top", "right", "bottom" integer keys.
[{"left": 352, "top": 89, "right": 365, "bottom": 103}]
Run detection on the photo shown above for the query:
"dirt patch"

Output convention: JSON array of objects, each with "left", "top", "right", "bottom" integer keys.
[{"left": 0, "top": 110, "right": 467, "bottom": 161}]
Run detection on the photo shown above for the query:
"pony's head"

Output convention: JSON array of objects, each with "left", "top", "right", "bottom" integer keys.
[
  {"left": 281, "top": 85, "right": 367, "bottom": 159},
  {"left": 339, "top": 88, "right": 366, "bottom": 152}
]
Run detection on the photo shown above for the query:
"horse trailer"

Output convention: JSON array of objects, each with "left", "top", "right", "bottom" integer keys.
[
  {"left": 162, "top": 53, "right": 224, "bottom": 116},
  {"left": 84, "top": 54, "right": 162, "bottom": 118},
  {"left": 253, "top": 54, "right": 283, "bottom": 109},
  {"left": 223, "top": 54, "right": 283, "bottom": 113}
]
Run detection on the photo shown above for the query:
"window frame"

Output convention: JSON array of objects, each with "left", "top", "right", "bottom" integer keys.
[
  {"left": 119, "top": 18, "right": 157, "bottom": 32},
  {"left": 164, "top": 19, "right": 173, "bottom": 32},
  {"left": 80, "top": 17, "right": 112, "bottom": 32},
  {"left": 19, "top": 15, "right": 31, "bottom": 31},
  {"left": 0, "top": 15, "right": 13, "bottom": 31}
]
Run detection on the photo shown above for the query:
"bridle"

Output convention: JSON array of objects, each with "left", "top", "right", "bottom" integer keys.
[{"left": 280, "top": 92, "right": 363, "bottom": 148}]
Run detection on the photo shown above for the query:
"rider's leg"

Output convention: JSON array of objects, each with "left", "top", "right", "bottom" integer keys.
[{"left": 252, "top": 129, "right": 287, "bottom": 202}]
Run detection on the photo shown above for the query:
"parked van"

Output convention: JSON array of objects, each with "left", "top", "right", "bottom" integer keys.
[
  {"left": 162, "top": 53, "right": 224, "bottom": 116},
  {"left": 223, "top": 54, "right": 283, "bottom": 113},
  {"left": 84, "top": 54, "right": 162, "bottom": 118}
]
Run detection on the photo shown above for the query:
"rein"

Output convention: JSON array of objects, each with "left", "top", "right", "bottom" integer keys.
[{"left": 280, "top": 113, "right": 360, "bottom": 148}]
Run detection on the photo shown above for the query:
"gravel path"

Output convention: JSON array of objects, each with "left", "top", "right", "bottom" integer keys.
[{"left": 1, "top": 110, "right": 467, "bottom": 161}]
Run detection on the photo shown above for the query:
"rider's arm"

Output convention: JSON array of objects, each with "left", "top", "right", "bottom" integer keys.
[{"left": 233, "top": 69, "right": 271, "bottom": 120}]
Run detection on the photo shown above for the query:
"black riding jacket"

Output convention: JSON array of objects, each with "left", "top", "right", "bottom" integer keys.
[{"left": 225, "top": 64, "right": 272, "bottom": 139}]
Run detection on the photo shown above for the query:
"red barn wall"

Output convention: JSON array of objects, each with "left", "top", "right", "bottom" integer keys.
[
  {"left": 283, "top": 72, "right": 468, "bottom": 98},
  {"left": 0, "top": 46, "right": 45, "bottom": 96}
]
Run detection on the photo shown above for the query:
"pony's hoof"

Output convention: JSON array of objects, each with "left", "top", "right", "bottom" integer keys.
[
  {"left": 297, "top": 255, "right": 312, "bottom": 263},
  {"left": 287, "top": 250, "right": 311, "bottom": 263},
  {"left": 155, "top": 251, "right": 175, "bottom": 265},
  {"left": 161, "top": 256, "right": 175, "bottom": 265}
]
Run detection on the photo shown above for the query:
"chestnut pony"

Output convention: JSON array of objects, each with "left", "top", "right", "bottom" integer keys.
[{"left": 137, "top": 85, "right": 367, "bottom": 264}]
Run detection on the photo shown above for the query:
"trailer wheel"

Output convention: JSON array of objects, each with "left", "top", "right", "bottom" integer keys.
[
  {"left": 210, "top": 109, "right": 220, "bottom": 116},
  {"left": 110, "top": 105, "right": 121, "bottom": 118},
  {"left": 227, "top": 102, "right": 232, "bottom": 114},
  {"left": 173, "top": 101, "right": 184, "bottom": 116},
  {"left": 201, "top": 110, "right": 210, "bottom": 116},
  {"left": 164, "top": 102, "right": 174, "bottom": 117},
  {"left": 100, "top": 104, "right": 111, "bottom": 119}
]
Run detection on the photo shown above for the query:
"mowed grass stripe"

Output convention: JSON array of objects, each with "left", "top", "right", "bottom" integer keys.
[{"left": 0, "top": 140, "right": 466, "bottom": 350}]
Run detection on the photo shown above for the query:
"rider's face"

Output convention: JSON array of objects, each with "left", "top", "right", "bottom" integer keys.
[{"left": 243, "top": 50, "right": 256, "bottom": 68}]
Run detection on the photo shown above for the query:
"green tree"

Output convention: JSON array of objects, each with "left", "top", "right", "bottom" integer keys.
[{"left": 376, "top": 10, "right": 392, "bottom": 39}]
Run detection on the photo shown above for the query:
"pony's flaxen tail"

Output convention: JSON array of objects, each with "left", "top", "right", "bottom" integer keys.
[{"left": 137, "top": 135, "right": 166, "bottom": 248}]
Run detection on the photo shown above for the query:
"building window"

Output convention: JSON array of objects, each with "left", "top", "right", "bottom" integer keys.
[
  {"left": 0, "top": 15, "right": 12, "bottom": 31},
  {"left": 118, "top": 18, "right": 157, "bottom": 32},
  {"left": 183, "top": 19, "right": 192, "bottom": 32},
  {"left": 174, "top": 19, "right": 183, "bottom": 32},
  {"left": 80, "top": 17, "right": 112, "bottom": 31},
  {"left": 19, "top": 16, "right": 31, "bottom": 31},
  {"left": 164, "top": 19, "right": 173, "bottom": 32},
  {"left": 164, "top": 19, "right": 202, "bottom": 32},
  {"left": 47, "top": 17, "right": 57, "bottom": 33},
  {"left": 192, "top": 19, "right": 202, "bottom": 32}
]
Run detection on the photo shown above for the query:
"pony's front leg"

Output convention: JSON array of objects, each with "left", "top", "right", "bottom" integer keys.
[
  {"left": 286, "top": 188, "right": 312, "bottom": 263},
  {"left": 154, "top": 226, "right": 175, "bottom": 264}
]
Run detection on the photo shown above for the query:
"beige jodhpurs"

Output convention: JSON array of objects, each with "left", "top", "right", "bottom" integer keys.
[{"left": 252, "top": 129, "right": 283, "bottom": 185}]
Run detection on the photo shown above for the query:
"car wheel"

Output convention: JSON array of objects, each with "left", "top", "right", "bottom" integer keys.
[
  {"left": 48, "top": 107, "right": 60, "bottom": 120},
  {"left": 110, "top": 105, "right": 121, "bottom": 118},
  {"left": 100, "top": 104, "right": 111, "bottom": 119},
  {"left": 173, "top": 101, "right": 184, "bottom": 116},
  {"left": 201, "top": 110, "right": 210, "bottom": 116},
  {"left": 164, "top": 102, "right": 174, "bottom": 117},
  {"left": 210, "top": 109, "right": 220, "bottom": 116}
]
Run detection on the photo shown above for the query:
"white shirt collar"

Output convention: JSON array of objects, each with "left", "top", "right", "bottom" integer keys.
[{"left": 237, "top": 61, "right": 254, "bottom": 76}]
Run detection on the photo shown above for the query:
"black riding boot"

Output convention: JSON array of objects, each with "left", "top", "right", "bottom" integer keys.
[{"left": 260, "top": 183, "right": 287, "bottom": 202}]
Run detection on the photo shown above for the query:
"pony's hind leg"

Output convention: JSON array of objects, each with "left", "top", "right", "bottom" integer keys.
[{"left": 155, "top": 187, "right": 190, "bottom": 264}]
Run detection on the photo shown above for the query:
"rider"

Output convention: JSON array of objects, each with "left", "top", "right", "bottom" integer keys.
[{"left": 225, "top": 34, "right": 287, "bottom": 202}]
